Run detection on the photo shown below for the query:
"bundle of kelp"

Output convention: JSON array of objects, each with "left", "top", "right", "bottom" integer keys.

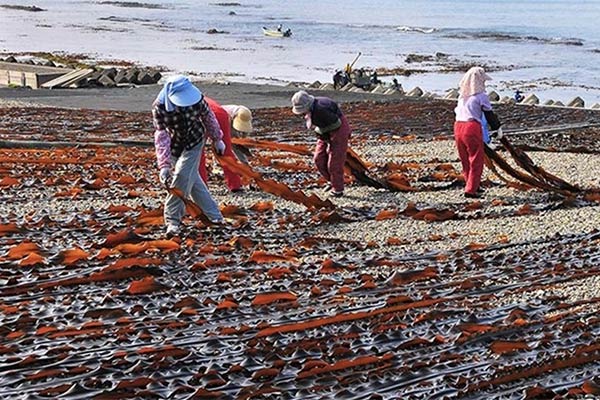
[
  {"left": 231, "top": 138, "right": 418, "bottom": 192},
  {"left": 484, "top": 136, "right": 582, "bottom": 196}
]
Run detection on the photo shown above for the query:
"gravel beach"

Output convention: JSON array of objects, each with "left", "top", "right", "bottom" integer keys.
[{"left": 0, "top": 84, "right": 599, "bottom": 399}]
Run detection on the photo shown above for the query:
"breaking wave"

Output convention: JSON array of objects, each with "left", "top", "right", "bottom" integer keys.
[{"left": 395, "top": 25, "right": 436, "bottom": 34}]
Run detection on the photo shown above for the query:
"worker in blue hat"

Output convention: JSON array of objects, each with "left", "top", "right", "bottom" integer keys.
[{"left": 152, "top": 75, "right": 227, "bottom": 236}]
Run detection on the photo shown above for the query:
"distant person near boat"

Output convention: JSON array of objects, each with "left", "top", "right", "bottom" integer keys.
[
  {"left": 333, "top": 70, "right": 350, "bottom": 89},
  {"left": 514, "top": 90, "right": 524, "bottom": 103},
  {"left": 262, "top": 25, "right": 292, "bottom": 38}
]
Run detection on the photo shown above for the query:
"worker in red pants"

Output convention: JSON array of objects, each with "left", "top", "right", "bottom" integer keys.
[
  {"left": 291, "top": 90, "right": 351, "bottom": 197},
  {"left": 200, "top": 97, "right": 246, "bottom": 192},
  {"left": 454, "top": 67, "right": 501, "bottom": 198}
]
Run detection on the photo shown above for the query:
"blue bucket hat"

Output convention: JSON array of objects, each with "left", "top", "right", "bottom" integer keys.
[{"left": 157, "top": 75, "right": 202, "bottom": 112}]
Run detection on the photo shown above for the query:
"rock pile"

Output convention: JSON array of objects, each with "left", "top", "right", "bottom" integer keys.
[
  {"left": 85, "top": 67, "right": 162, "bottom": 87},
  {"left": 1, "top": 56, "right": 162, "bottom": 88}
]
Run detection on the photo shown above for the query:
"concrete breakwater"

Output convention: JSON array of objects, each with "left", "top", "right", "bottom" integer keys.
[
  {"left": 298, "top": 80, "right": 600, "bottom": 110},
  {"left": 0, "top": 56, "right": 161, "bottom": 89}
]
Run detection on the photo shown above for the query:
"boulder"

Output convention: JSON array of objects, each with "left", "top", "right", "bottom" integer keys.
[
  {"left": 137, "top": 71, "right": 156, "bottom": 85},
  {"left": 309, "top": 80, "right": 322, "bottom": 88},
  {"left": 553, "top": 101, "right": 565, "bottom": 107},
  {"left": 522, "top": 94, "right": 539, "bottom": 105},
  {"left": 500, "top": 96, "right": 513, "bottom": 104},
  {"left": 384, "top": 88, "right": 399, "bottom": 95},
  {"left": 98, "top": 75, "right": 116, "bottom": 87},
  {"left": 349, "top": 87, "right": 364, "bottom": 93},
  {"left": 444, "top": 89, "right": 459, "bottom": 99},
  {"left": 319, "top": 83, "right": 335, "bottom": 90},
  {"left": 370, "top": 85, "right": 386, "bottom": 94},
  {"left": 340, "top": 83, "right": 353, "bottom": 91},
  {"left": 101, "top": 68, "right": 117, "bottom": 80},
  {"left": 147, "top": 69, "right": 162, "bottom": 83},
  {"left": 124, "top": 69, "right": 140, "bottom": 84},
  {"left": 88, "top": 70, "right": 103, "bottom": 81},
  {"left": 4, "top": 56, "right": 17, "bottom": 63},
  {"left": 113, "top": 69, "right": 129, "bottom": 84},
  {"left": 43, "top": 60, "right": 56, "bottom": 67},
  {"left": 487, "top": 91, "right": 500, "bottom": 101},
  {"left": 406, "top": 86, "right": 423, "bottom": 97},
  {"left": 207, "top": 28, "right": 228, "bottom": 34},
  {"left": 567, "top": 96, "right": 584, "bottom": 108},
  {"left": 543, "top": 99, "right": 555, "bottom": 106},
  {"left": 591, "top": 103, "right": 600, "bottom": 110},
  {"left": 71, "top": 78, "right": 91, "bottom": 88}
]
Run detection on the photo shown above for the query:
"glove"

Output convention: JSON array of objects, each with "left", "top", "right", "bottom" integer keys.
[
  {"left": 159, "top": 167, "right": 172, "bottom": 186},
  {"left": 486, "top": 143, "right": 497, "bottom": 151},
  {"left": 496, "top": 127, "right": 504, "bottom": 139},
  {"left": 215, "top": 140, "right": 226, "bottom": 156}
]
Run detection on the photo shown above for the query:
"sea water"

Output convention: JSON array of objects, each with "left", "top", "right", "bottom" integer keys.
[{"left": 1, "top": 0, "right": 599, "bottom": 103}]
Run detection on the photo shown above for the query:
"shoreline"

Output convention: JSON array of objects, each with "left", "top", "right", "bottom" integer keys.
[
  {"left": 2, "top": 50, "right": 600, "bottom": 107},
  {"left": 2, "top": 79, "right": 599, "bottom": 115}
]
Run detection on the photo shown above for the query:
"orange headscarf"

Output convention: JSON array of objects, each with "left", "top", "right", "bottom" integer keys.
[{"left": 459, "top": 67, "right": 492, "bottom": 98}]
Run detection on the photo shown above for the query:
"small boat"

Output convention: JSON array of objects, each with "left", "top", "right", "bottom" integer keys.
[{"left": 262, "top": 26, "right": 292, "bottom": 38}]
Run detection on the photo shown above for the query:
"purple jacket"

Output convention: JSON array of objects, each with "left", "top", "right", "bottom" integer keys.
[{"left": 310, "top": 97, "right": 343, "bottom": 131}]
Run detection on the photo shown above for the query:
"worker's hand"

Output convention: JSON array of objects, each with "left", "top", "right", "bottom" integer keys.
[
  {"left": 491, "top": 127, "right": 504, "bottom": 140},
  {"left": 486, "top": 143, "right": 498, "bottom": 151},
  {"left": 159, "top": 167, "right": 172, "bottom": 187},
  {"left": 214, "top": 140, "right": 226, "bottom": 156}
]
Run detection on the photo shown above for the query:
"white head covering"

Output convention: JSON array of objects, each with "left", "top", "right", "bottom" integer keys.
[{"left": 459, "top": 67, "right": 492, "bottom": 98}]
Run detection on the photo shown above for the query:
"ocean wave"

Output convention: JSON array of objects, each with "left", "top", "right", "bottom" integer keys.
[
  {"left": 395, "top": 26, "right": 436, "bottom": 34},
  {"left": 445, "top": 31, "right": 583, "bottom": 46},
  {"left": 210, "top": 2, "right": 263, "bottom": 8},
  {"left": 345, "top": 22, "right": 392, "bottom": 29}
]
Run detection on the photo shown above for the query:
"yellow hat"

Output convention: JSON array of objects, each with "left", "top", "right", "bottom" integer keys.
[{"left": 232, "top": 106, "right": 253, "bottom": 133}]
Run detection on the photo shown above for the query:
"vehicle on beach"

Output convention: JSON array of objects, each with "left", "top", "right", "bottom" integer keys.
[
  {"left": 333, "top": 52, "right": 378, "bottom": 90},
  {"left": 262, "top": 26, "right": 292, "bottom": 38}
]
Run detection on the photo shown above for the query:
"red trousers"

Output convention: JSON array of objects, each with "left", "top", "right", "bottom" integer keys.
[
  {"left": 314, "top": 115, "right": 351, "bottom": 192},
  {"left": 454, "top": 120, "right": 484, "bottom": 194},
  {"left": 200, "top": 97, "right": 242, "bottom": 191}
]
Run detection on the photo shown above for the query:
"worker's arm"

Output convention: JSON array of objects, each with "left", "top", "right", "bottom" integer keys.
[
  {"left": 152, "top": 103, "right": 172, "bottom": 170},
  {"left": 197, "top": 98, "right": 226, "bottom": 154},
  {"left": 152, "top": 103, "right": 173, "bottom": 185},
  {"left": 483, "top": 110, "right": 501, "bottom": 131},
  {"left": 198, "top": 98, "right": 223, "bottom": 142},
  {"left": 480, "top": 95, "right": 501, "bottom": 131}
]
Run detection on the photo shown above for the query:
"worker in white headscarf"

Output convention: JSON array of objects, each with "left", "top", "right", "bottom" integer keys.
[{"left": 454, "top": 67, "right": 502, "bottom": 198}]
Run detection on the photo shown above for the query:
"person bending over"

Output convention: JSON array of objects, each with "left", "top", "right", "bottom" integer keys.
[
  {"left": 291, "top": 90, "right": 351, "bottom": 197},
  {"left": 152, "top": 75, "right": 226, "bottom": 236},
  {"left": 199, "top": 98, "right": 253, "bottom": 192}
]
